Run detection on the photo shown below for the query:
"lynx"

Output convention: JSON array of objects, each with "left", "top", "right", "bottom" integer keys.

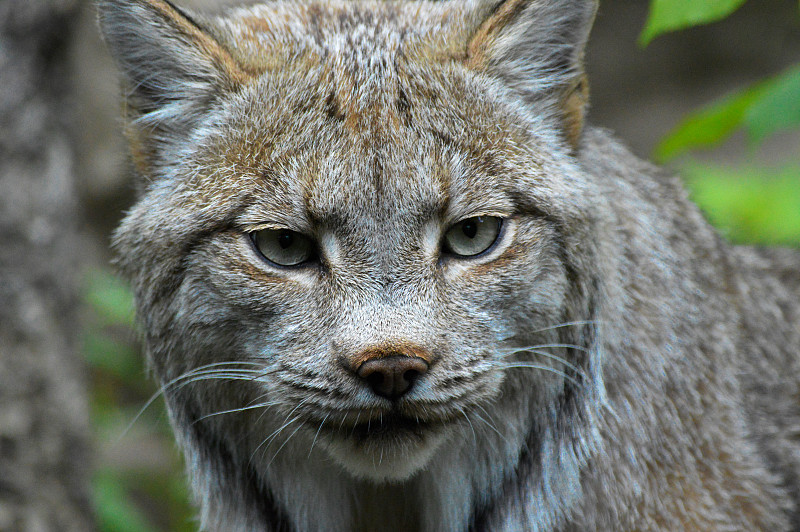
[{"left": 98, "top": 0, "right": 800, "bottom": 530}]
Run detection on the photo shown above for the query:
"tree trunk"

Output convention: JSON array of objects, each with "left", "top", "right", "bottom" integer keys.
[{"left": 0, "top": 0, "right": 95, "bottom": 530}]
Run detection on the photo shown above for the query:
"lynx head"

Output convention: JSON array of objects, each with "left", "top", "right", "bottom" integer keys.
[{"left": 100, "top": 0, "right": 604, "bottom": 484}]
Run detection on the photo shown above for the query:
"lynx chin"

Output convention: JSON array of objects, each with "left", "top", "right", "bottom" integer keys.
[{"left": 99, "top": 0, "right": 800, "bottom": 530}]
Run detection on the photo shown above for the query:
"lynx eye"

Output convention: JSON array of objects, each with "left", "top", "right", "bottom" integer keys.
[
  {"left": 250, "top": 228, "right": 315, "bottom": 267},
  {"left": 442, "top": 216, "right": 502, "bottom": 257}
]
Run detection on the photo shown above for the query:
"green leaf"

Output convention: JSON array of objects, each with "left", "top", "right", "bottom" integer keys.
[
  {"left": 83, "top": 331, "right": 141, "bottom": 379},
  {"left": 654, "top": 84, "right": 767, "bottom": 162},
  {"left": 94, "top": 470, "right": 159, "bottom": 532},
  {"left": 744, "top": 64, "right": 800, "bottom": 143},
  {"left": 681, "top": 161, "right": 800, "bottom": 246},
  {"left": 655, "top": 64, "right": 800, "bottom": 161},
  {"left": 640, "top": 0, "right": 748, "bottom": 45},
  {"left": 85, "top": 270, "right": 135, "bottom": 326}
]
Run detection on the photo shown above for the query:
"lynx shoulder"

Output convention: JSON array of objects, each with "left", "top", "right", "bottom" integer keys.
[{"left": 98, "top": 0, "right": 800, "bottom": 530}]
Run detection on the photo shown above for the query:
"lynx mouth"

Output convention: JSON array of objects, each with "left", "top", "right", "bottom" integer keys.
[
  {"left": 315, "top": 411, "right": 451, "bottom": 481},
  {"left": 348, "top": 414, "right": 431, "bottom": 441},
  {"left": 310, "top": 411, "right": 438, "bottom": 443}
]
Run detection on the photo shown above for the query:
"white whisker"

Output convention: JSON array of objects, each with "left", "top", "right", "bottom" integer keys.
[
  {"left": 502, "top": 343, "right": 590, "bottom": 355},
  {"left": 492, "top": 361, "right": 582, "bottom": 387},
  {"left": 254, "top": 397, "right": 313, "bottom": 461},
  {"left": 529, "top": 320, "right": 600, "bottom": 334},
  {"left": 268, "top": 420, "right": 306, "bottom": 468},
  {"left": 458, "top": 406, "right": 478, "bottom": 445},
  {"left": 192, "top": 401, "right": 279, "bottom": 425},
  {"left": 472, "top": 404, "right": 508, "bottom": 444},
  {"left": 501, "top": 348, "right": 585, "bottom": 376},
  {"left": 117, "top": 361, "right": 272, "bottom": 442},
  {"left": 251, "top": 412, "right": 302, "bottom": 465},
  {"left": 308, "top": 413, "right": 330, "bottom": 458}
]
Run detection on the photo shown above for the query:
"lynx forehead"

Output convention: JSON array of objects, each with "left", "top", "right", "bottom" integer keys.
[{"left": 100, "top": 0, "right": 800, "bottom": 530}]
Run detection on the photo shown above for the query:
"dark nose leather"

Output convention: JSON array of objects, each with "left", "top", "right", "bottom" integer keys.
[{"left": 357, "top": 355, "right": 429, "bottom": 400}]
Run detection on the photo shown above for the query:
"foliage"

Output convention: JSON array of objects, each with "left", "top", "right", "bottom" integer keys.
[
  {"left": 644, "top": 0, "right": 800, "bottom": 160},
  {"left": 639, "top": 0, "right": 748, "bottom": 46},
  {"left": 642, "top": 0, "right": 800, "bottom": 246},
  {"left": 682, "top": 162, "right": 800, "bottom": 246},
  {"left": 83, "top": 271, "right": 195, "bottom": 532},
  {"left": 654, "top": 65, "right": 800, "bottom": 162}
]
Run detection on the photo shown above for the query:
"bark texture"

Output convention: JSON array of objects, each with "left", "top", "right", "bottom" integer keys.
[{"left": 0, "top": 0, "right": 95, "bottom": 530}]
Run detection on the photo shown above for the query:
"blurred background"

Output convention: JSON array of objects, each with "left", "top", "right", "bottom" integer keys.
[{"left": 1, "top": 0, "right": 798, "bottom": 530}]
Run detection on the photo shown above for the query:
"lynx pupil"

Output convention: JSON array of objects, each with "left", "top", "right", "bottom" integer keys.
[
  {"left": 462, "top": 220, "right": 478, "bottom": 239},
  {"left": 278, "top": 230, "right": 294, "bottom": 249}
]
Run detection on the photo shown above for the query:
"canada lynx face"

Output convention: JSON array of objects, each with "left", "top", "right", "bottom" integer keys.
[{"left": 100, "top": 0, "right": 800, "bottom": 530}]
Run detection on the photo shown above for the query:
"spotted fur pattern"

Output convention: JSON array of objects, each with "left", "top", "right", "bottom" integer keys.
[{"left": 98, "top": 0, "right": 800, "bottom": 530}]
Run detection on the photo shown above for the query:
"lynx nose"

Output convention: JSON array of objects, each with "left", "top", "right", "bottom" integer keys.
[{"left": 357, "top": 355, "right": 429, "bottom": 400}]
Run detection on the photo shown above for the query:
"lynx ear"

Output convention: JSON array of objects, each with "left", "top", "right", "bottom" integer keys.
[
  {"left": 97, "top": 0, "right": 251, "bottom": 147},
  {"left": 464, "top": 0, "right": 597, "bottom": 148}
]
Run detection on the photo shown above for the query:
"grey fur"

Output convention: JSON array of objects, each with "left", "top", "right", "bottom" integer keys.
[{"left": 99, "top": 0, "right": 800, "bottom": 530}]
